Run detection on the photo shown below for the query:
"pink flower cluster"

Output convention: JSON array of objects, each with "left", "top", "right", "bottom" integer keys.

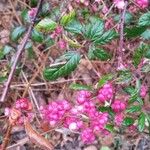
[
  {"left": 135, "top": 0, "right": 149, "bottom": 8},
  {"left": 111, "top": 100, "right": 126, "bottom": 113},
  {"left": 50, "top": 26, "right": 63, "bottom": 39},
  {"left": 97, "top": 83, "right": 113, "bottom": 103},
  {"left": 114, "top": 0, "right": 125, "bottom": 9},
  {"left": 75, "top": 0, "right": 89, "bottom": 6},
  {"left": 5, "top": 98, "right": 33, "bottom": 125},
  {"left": 50, "top": 26, "right": 67, "bottom": 50},
  {"left": 28, "top": 8, "right": 37, "bottom": 20},
  {"left": 40, "top": 100, "right": 71, "bottom": 127},
  {"left": 40, "top": 90, "right": 110, "bottom": 144},
  {"left": 140, "top": 85, "right": 148, "bottom": 98}
]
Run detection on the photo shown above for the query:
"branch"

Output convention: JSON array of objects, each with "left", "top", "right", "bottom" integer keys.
[
  {"left": 0, "top": 0, "right": 43, "bottom": 102},
  {"left": 117, "top": 1, "right": 128, "bottom": 68}
]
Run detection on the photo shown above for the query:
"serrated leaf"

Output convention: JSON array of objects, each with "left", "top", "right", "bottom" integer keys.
[
  {"left": 138, "top": 112, "right": 145, "bottom": 132},
  {"left": 31, "top": 29, "right": 44, "bottom": 42},
  {"left": 105, "top": 124, "right": 114, "bottom": 132},
  {"left": 142, "top": 62, "right": 150, "bottom": 73},
  {"left": 124, "top": 86, "right": 135, "bottom": 95},
  {"left": 94, "top": 30, "right": 117, "bottom": 45},
  {"left": 126, "top": 105, "right": 141, "bottom": 113},
  {"left": 141, "top": 29, "right": 150, "bottom": 40},
  {"left": 60, "top": 10, "right": 76, "bottom": 26},
  {"left": 40, "top": 2, "right": 51, "bottom": 16},
  {"left": 65, "top": 20, "right": 83, "bottom": 34},
  {"left": 98, "top": 74, "right": 114, "bottom": 87},
  {"left": 133, "top": 43, "right": 148, "bottom": 67},
  {"left": 145, "top": 49, "right": 150, "bottom": 59},
  {"left": 125, "top": 26, "right": 147, "bottom": 38},
  {"left": 138, "top": 12, "right": 150, "bottom": 26},
  {"left": 0, "top": 45, "right": 14, "bottom": 59},
  {"left": 114, "top": 12, "right": 133, "bottom": 24},
  {"left": 21, "top": 9, "right": 30, "bottom": 23},
  {"left": 35, "top": 18, "right": 57, "bottom": 33},
  {"left": 99, "top": 106, "right": 114, "bottom": 117},
  {"left": 11, "top": 26, "right": 26, "bottom": 42},
  {"left": 93, "top": 48, "right": 111, "bottom": 61},
  {"left": 88, "top": 44, "right": 96, "bottom": 60},
  {"left": 43, "top": 51, "right": 80, "bottom": 80},
  {"left": 69, "top": 83, "right": 92, "bottom": 91},
  {"left": 116, "top": 70, "right": 132, "bottom": 84},
  {"left": 84, "top": 17, "right": 104, "bottom": 40},
  {"left": 63, "top": 34, "right": 82, "bottom": 48},
  {"left": 123, "top": 117, "right": 134, "bottom": 126}
]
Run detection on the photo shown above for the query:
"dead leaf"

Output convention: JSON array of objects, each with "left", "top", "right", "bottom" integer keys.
[{"left": 24, "top": 118, "right": 54, "bottom": 150}]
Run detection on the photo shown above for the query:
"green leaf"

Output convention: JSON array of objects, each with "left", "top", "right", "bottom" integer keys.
[
  {"left": 98, "top": 74, "right": 114, "bottom": 87},
  {"left": 11, "top": 26, "right": 26, "bottom": 42},
  {"left": 133, "top": 43, "right": 148, "bottom": 67},
  {"left": 43, "top": 51, "right": 81, "bottom": 80},
  {"left": 35, "top": 18, "right": 57, "bottom": 32},
  {"left": 125, "top": 26, "right": 147, "bottom": 38},
  {"left": 138, "top": 112, "right": 146, "bottom": 132},
  {"left": 142, "top": 62, "right": 150, "bottom": 73},
  {"left": 65, "top": 20, "right": 83, "bottom": 34},
  {"left": 31, "top": 29, "right": 44, "bottom": 42},
  {"left": 100, "top": 146, "right": 111, "bottom": 150},
  {"left": 30, "top": 0, "right": 38, "bottom": 7},
  {"left": 45, "top": 36, "right": 54, "bottom": 47},
  {"left": 40, "top": 2, "right": 51, "bottom": 16},
  {"left": 84, "top": 17, "right": 104, "bottom": 40},
  {"left": 21, "top": 9, "right": 30, "bottom": 23},
  {"left": 0, "top": 76, "right": 7, "bottom": 83},
  {"left": 93, "top": 48, "right": 111, "bottom": 61},
  {"left": 138, "top": 12, "right": 150, "bottom": 26},
  {"left": 94, "top": 30, "right": 117, "bottom": 45},
  {"left": 69, "top": 83, "right": 92, "bottom": 91},
  {"left": 105, "top": 124, "right": 114, "bottom": 132},
  {"left": 124, "top": 86, "right": 135, "bottom": 95},
  {"left": 25, "top": 42, "right": 35, "bottom": 59},
  {"left": 60, "top": 10, "right": 76, "bottom": 26},
  {"left": 114, "top": 12, "right": 133, "bottom": 24},
  {"left": 116, "top": 70, "right": 132, "bottom": 84},
  {"left": 145, "top": 49, "right": 150, "bottom": 59},
  {"left": 126, "top": 105, "right": 141, "bottom": 113},
  {"left": 0, "top": 45, "right": 14, "bottom": 59},
  {"left": 123, "top": 117, "right": 134, "bottom": 126},
  {"left": 141, "top": 29, "right": 150, "bottom": 40},
  {"left": 88, "top": 44, "right": 96, "bottom": 60},
  {"left": 99, "top": 106, "right": 114, "bottom": 117}
]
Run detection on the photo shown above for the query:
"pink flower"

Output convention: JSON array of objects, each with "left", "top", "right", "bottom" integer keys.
[
  {"left": 114, "top": 0, "right": 125, "bottom": 9},
  {"left": 81, "top": 128, "right": 96, "bottom": 144},
  {"left": 15, "top": 98, "right": 31, "bottom": 110},
  {"left": 55, "top": 26, "right": 63, "bottom": 35},
  {"left": 111, "top": 100, "right": 126, "bottom": 113},
  {"left": 114, "top": 113, "right": 124, "bottom": 126},
  {"left": 4, "top": 107, "right": 11, "bottom": 116},
  {"left": 97, "top": 83, "right": 113, "bottom": 103},
  {"left": 140, "top": 85, "right": 148, "bottom": 98},
  {"left": 58, "top": 39, "right": 67, "bottom": 49},
  {"left": 28, "top": 8, "right": 37, "bottom": 19},
  {"left": 135, "top": 0, "right": 149, "bottom": 8}
]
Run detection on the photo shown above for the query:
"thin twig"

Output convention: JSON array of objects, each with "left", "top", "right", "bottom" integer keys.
[
  {"left": 117, "top": 1, "right": 128, "bottom": 68},
  {"left": 22, "top": 45, "right": 54, "bottom": 97},
  {"left": 0, "top": 0, "right": 43, "bottom": 102},
  {"left": 1, "top": 124, "right": 13, "bottom": 150}
]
